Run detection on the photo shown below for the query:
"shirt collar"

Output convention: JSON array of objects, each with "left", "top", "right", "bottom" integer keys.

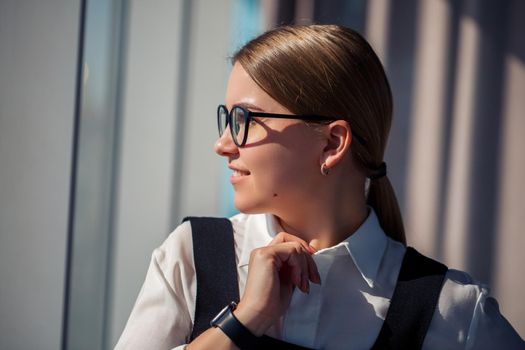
[
  {"left": 237, "top": 213, "right": 275, "bottom": 268},
  {"left": 237, "top": 208, "right": 388, "bottom": 288},
  {"left": 339, "top": 208, "right": 388, "bottom": 288}
]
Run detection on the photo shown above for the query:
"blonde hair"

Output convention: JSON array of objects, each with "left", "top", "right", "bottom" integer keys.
[{"left": 233, "top": 25, "right": 406, "bottom": 244}]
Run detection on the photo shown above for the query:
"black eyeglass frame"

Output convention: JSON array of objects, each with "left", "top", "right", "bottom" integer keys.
[{"left": 217, "top": 104, "right": 366, "bottom": 147}]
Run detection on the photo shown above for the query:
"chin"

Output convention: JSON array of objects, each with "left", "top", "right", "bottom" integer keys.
[
  {"left": 233, "top": 196, "right": 269, "bottom": 215},
  {"left": 233, "top": 201, "right": 262, "bottom": 214}
]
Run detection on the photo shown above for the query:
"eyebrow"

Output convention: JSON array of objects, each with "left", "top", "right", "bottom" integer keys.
[{"left": 232, "top": 102, "right": 264, "bottom": 112}]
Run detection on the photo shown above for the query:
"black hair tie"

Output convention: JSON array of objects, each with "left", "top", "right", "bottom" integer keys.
[{"left": 369, "top": 162, "right": 387, "bottom": 180}]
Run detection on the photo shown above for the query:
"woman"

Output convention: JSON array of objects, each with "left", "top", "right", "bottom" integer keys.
[{"left": 116, "top": 25, "right": 523, "bottom": 349}]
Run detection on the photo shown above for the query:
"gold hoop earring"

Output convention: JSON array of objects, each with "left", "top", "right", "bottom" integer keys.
[{"left": 321, "top": 163, "right": 330, "bottom": 176}]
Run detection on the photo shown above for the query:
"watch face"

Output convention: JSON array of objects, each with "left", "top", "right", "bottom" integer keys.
[
  {"left": 210, "top": 304, "right": 232, "bottom": 326},
  {"left": 208, "top": 301, "right": 258, "bottom": 348}
]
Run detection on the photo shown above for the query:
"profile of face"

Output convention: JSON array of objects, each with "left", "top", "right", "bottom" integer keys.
[{"left": 214, "top": 62, "right": 326, "bottom": 215}]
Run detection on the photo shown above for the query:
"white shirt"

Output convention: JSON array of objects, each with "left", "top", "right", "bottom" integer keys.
[{"left": 115, "top": 210, "right": 524, "bottom": 349}]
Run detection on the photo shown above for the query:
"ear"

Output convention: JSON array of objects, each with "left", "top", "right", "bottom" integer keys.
[{"left": 319, "top": 120, "right": 353, "bottom": 170}]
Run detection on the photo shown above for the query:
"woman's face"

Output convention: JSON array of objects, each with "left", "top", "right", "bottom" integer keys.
[{"left": 214, "top": 62, "right": 325, "bottom": 214}]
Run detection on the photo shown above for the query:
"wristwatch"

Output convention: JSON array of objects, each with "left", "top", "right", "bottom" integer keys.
[{"left": 210, "top": 301, "right": 260, "bottom": 349}]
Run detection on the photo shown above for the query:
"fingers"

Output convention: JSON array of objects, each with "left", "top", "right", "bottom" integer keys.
[
  {"left": 241, "top": 239, "right": 321, "bottom": 327},
  {"left": 270, "top": 233, "right": 321, "bottom": 286},
  {"left": 272, "top": 242, "right": 321, "bottom": 293},
  {"left": 305, "top": 252, "right": 322, "bottom": 285},
  {"left": 285, "top": 249, "right": 309, "bottom": 293},
  {"left": 270, "top": 232, "right": 317, "bottom": 254}
]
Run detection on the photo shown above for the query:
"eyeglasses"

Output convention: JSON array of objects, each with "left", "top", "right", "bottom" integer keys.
[{"left": 217, "top": 104, "right": 366, "bottom": 147}]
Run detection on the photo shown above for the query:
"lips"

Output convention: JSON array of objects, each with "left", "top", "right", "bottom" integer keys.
[
  {"left": 228, "top": 165, "right": 250, "bottom": 183},
  {"left": 228, "top": 165, "right": 250, "bottom": 176}
]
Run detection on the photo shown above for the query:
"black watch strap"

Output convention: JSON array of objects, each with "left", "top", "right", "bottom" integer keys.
[{"left": 210, "top": 302, "right": 260, "bottom": 349}]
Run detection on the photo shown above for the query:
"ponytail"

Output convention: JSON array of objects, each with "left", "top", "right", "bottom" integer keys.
[{"left": 367, "top": 177, "right": 406, "bottom": 245}]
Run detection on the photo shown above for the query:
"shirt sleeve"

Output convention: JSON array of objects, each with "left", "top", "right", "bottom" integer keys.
[
  {"left": 114, "top": 222, "right": 196, "bottom": 350},
  {"left": 465, "top": 289, "right": 524, "bottom": 349}
]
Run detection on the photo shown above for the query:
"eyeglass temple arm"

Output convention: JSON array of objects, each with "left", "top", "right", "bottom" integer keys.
[{"left": 249, "top": 112, "right": 367, "bottom": 145}]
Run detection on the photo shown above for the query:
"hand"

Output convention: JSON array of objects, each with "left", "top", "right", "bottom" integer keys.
[{"left": 233, "top": 232, "right": 321, "bottom": 336}]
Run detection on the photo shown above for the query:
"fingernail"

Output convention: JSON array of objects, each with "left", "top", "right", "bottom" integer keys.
[
  {"left": 309, "top": 245, "right": 317, "bottom": 253},
  {"left": 296, "top": 275, "right": 302, "bottom": 287}
]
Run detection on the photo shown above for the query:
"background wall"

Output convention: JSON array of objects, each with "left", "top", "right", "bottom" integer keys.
[
  {"left": 0, "top": 0, "right": 81, "bottom": 349},
  {"left": 0, "top": 0, "right": 523, "bottom": 349},
  {"left": 107, "top": 0, "right": 233, "bottom": 346}
]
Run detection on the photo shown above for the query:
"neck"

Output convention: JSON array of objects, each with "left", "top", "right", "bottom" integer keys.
[{"left": 274, "top": 179, "right": 369, "bottom": 250}]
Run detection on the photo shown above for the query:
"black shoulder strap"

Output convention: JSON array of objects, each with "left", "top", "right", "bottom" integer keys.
[
  {"left": 184, "top": 217, "right": 240, "bottom": 341},
  {"left": 187, "top": 219, "right": 446, "bottom": 349},
  {"left": 186, "top": 217, "right": 313, "bottom": 349},
  {"left": 372, "top": 246, "right": 448, "bottom": 350}
]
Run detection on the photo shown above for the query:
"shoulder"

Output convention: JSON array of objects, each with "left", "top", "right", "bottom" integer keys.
[
  {"left": 423, "top": 268, "right": 482, "bottom": 347},
  {"left": 154, "top": 213, "right": 255, "bottom": 267},
  {"left": 421, "top": 267, "right": 485, "bottom": 348},
  {"left": 150, "top": 220, "right": 195, "bottom": 282},
  {"left": 427, "top": 268, "right": 524, "bottom": 348},
  {"left": 438, "top": 269, "right": 488, "bottom": 322}
]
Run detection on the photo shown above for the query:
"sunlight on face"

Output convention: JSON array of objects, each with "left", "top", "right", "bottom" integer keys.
[{"left": 214, "top": 62, "right": 325, "bottom": 214}]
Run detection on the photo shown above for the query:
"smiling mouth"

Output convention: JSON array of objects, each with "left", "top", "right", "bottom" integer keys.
[{"left": 232, "top": 169, "right": 250, "bottom": 177}]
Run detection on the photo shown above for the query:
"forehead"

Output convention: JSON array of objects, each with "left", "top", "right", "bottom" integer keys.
[{"left": 225, "top": 62, "right": 290, "bottom": 114}]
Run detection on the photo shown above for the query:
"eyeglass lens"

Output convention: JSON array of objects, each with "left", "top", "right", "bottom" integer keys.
[
  {"left": 218, "top": 106, "right": 247, "bottom": 146},
  {"left": 218, "top": 106, "right": 228, "bottom": 136},
  {"left": 231, "top": 107, "right": 246, "bottom": 144}
]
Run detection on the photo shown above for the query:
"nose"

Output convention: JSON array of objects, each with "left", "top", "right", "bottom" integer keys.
[{"left": 214, "top": 127, "right": 239, "bottom": 157}]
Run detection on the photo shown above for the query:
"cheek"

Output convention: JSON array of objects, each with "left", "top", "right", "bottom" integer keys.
[{"left": 248, "top": 145, "right": 317, "bottom": 192}]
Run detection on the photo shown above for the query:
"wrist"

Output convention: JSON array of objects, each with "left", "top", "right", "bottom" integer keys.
[
  {"left": 232, "top": 303, "right": 273, "bottom": 337},
  {"left": 210, "top": 302, "right": 263, "bottom": 349}
]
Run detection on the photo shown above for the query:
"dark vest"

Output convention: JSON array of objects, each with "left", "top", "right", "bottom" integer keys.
[{"left": 184, "top": 217, "right": 447, "bottom": 350}]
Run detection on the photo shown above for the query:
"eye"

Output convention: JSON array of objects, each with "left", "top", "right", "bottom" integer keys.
[{"left": 250, "top": 117, "right": 267, "bottom": 126}]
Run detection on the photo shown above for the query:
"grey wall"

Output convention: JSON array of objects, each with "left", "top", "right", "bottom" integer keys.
[
  {"left": 107, "top": 0, "right": 233, "bottom": 346},
  {"left": 0, "top": 0, "right": 81, "bottom": 349}
]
